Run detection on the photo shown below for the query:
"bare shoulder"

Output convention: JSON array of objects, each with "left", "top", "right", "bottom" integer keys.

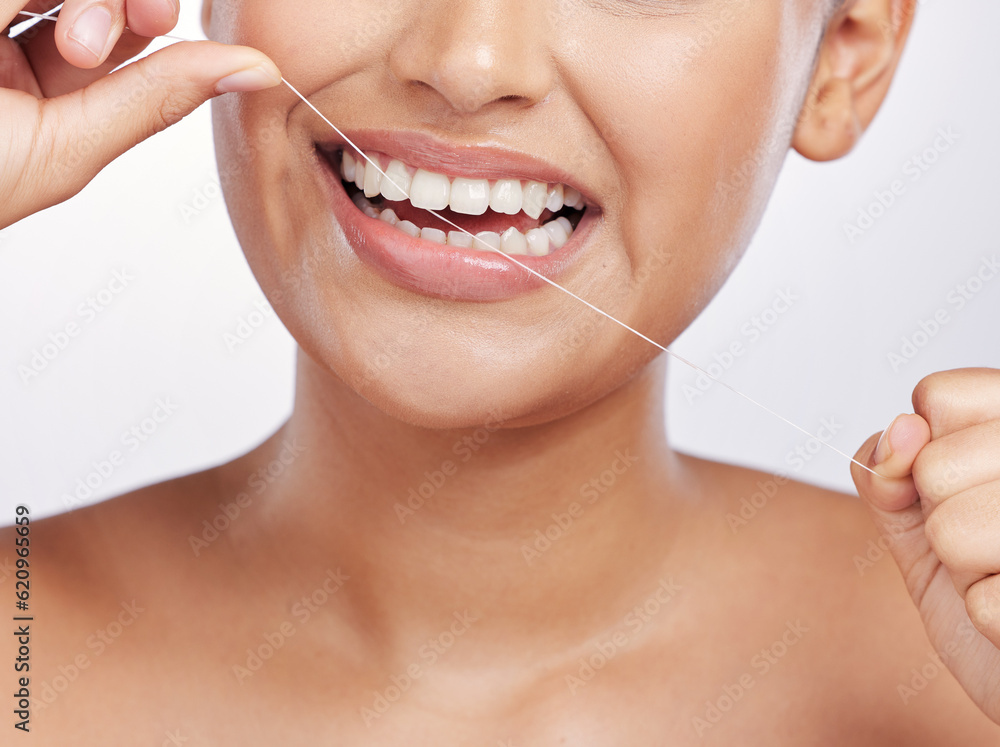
[
  {"left": 0, "top": 465, "right": 234, "bottom": 742},
  {"left": 0, "top": 465, "right": 222, "bottom": 636},
  {"left": 686, "top": 454, "right": 1000, "bottom": 744}
]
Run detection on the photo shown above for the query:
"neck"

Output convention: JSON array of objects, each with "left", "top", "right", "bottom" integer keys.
[{"left": 240, "top": 349, "right": 692, "bottom": 659}]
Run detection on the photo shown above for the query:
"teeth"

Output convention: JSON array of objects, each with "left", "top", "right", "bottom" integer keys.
[
  {"left": 448, "top": 231, "right": 474, "bottom": 248},
  {"left": 341, "top": 151, "right": 587, "bottom": 218},
  {"left": 420, "top": 227, "right": 447, "bottom": 244},
  {"left": 525, "top": 227, "right": 550, "bottom": 257},
  {"left": 341, "top": 151, "right": 356, "bottom": 182},
  {"left": 363, "top": 158, "right": 382, "bottom": 198},
  {"left": 409, "top": 169, "right": 451, "bottom": 210},
  {"left": 545, "top": 184, "right": 564, "bottom": 212},
  {"left": 543, "top": 219, "right": 569, "bottom": 249},
  {"left": 500, "top": 227, "right": 529, "bottom": 256},
  {"left": 359, "top": 199, "right": 574, "bottom": 256},
  {"left": 522, "top": 181, "right": 548, "bottom": 220},
  {"left": 380, "top": 159, "right": 411, "bottom": 202},
  {"left": 490, "top": 179, "right": 523, "bottom": 215},
  {"left": 340, "top": 151, "right": 588, "bottom": 221},
  {"left": 475, "top": 232, "right": 502, "bottom": 252},
  {"left": 338, "top": 151, "right": 583, "bottom": 256},
  {"left": 449, "top": 178, "right": 490, "bottom": 216},
  {"left": 353, "top": 160, "right": 366, "bottom": 192},
  {"left": 396, "top": 220, "right": 421, "bottom": 238}
]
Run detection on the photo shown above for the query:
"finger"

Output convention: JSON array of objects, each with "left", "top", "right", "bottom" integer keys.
[
  {"left": 51, "top": 0, "right": 179, "bottom": 69},
  {"left": 966, "top": 573, "right": 1000, "bottom": 650},
  {"left": 912, "top": 419, "right": 1000, "bottom": 509},
  {"left": 0, "top": 33, "right": 42, "bottom": 94},
  {"left": 851, "top": 413, "right": 935, "bottom": 587},
  {"left": 913, "top": 368, "right": 1000, "bottom": 440},
  {"left": 123, "top": 0, "right": 179, "bottom": 39},
  {"left": 52, "top": 0, "right": 126, "bottom": 68},
  {"left": 852, "top": 412, "right": 931, "bottom": 510},
  {"left": 20, "top": 18, "right": 155, "bottom": 97},
  {"left": 9, "top": 40, "right": 280, "bottom": 225},
  {"left": 923, "top": 481, "right": 1000, "bottom": 597}
]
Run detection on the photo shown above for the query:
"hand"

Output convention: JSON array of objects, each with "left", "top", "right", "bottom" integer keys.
[
  {"left": 852, "top": 368, "right": 1000, "bottom": 723},
  {"left": 1, "top": 0, "right": 281, "bottom": 229}
]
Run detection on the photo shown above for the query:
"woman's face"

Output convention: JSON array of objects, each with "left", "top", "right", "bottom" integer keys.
[{"left": 206, "top": 0, "right": 824, "bottom": 428}]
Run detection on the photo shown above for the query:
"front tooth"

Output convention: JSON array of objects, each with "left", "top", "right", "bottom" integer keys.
[
  {"left": 353, "top": 159, "right": 366, "bottom": 191},
  {"left": 563, "top": 186, "right": 583, "bottom": 209},
  {"left": 545, "top": 184, "right": 564, "bottom": 212},
  {"left": 380, "top": 159, "right": 411, "bottom": 202},
  {"left": 341, "top": 151, "right": 356, "bottom": 182},
  {"left": 409, "top": 169, "right": 451, "bottom": 210},
  {"left": 490, "top": 179, "right": 523, "bottom": 215},
  {"left": 542, "top": 219, "right": 569, "bottom": 249},
  {"left": 474, "top": 232, "right": 502, "bottom": 252},
  {"left": 420, "top": 227, "right": 447, "bottom": 244},
  {"left": 379, "top": 208, "right": 399, "bottom": 226},
  {"left": 448, "top": 231, "right": 474, "bottom": 248},
  {"left": 525, "top": 228, "right": 551, "bottom": 256},
  {"left": 500, "top": 227, "right": 529, "bottom": 255},
  {"left": 396, "top": 220, "right": 420, "bottom": 238},
  {"left": 449, "top": 178, "right": 490, "bottom": 215},
  {"left": 363, "top": 158, "right": 382, "bottom": 198},
  {"left": 521, "top": 181, "right": 548, "bottom": 220}
]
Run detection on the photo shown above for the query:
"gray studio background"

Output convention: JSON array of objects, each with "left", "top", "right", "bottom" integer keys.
[{"left": 2, "top": 0, "right": 998, "bottom": 519}]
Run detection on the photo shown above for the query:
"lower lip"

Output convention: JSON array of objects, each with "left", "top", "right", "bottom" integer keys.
[{"left": 316, "top": 151, "right": 599, "bottom": 302}]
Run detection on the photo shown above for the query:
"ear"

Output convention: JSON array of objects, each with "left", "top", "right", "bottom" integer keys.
[
  {"left": 201, "top": 0, "right": 214, "bottom": 38},
  {"left": 793, "top": 0, "right": 917, "bottom": 162}
]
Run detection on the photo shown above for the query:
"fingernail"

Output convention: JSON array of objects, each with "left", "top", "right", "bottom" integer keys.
[
  {"left": 873, "top": 415, "right": 900, "bottom": 465},
  {"left": 215, "top": 65, "right": 282, "bottom": 95},
  {"left": 68, "top": 6, "right": 113, "bottom": 62}
]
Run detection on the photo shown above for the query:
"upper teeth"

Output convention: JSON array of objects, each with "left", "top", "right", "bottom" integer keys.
[{"left": 339, "top": 150, "right": 586, "bottom": 219}]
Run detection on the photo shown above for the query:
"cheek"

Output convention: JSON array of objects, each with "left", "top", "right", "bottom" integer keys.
[{"left": 563, "top": 2, "right": 804, "bottom": 338}]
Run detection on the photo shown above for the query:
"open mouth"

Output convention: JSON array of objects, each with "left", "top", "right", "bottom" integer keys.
[{"left": 318, "top": 147, "right": 588, "bottom": 258}]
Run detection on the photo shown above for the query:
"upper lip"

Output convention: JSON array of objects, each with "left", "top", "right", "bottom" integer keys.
[{"left": 315, "top": 129, "right": 601, "bottom": 209}]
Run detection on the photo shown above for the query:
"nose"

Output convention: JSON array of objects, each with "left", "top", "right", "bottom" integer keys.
[{"left": 388, "top": 1, "right": 555, "bottom": 115}]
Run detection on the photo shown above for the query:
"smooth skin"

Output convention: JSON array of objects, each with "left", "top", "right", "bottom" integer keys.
[{"left": 3, "top": 0, "right": 1000, "bottom": 744}]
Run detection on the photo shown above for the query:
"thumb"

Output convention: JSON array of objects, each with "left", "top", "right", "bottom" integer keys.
[
  {"left": 34, "top": 40, "right": 280, "bottom": 207},
  {"left": 851, "top": 412, "right": 934, "bottom": 583}
]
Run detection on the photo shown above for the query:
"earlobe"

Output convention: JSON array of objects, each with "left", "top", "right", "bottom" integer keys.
[
  {"left": 793, "top": 0, "right": 916, "bottom": 162},
  {"left": 792, "top": 75, "right": 863, "bottom": 162},
  {"left": 201, "top": 0, "right": 214, "bottom": 38}
]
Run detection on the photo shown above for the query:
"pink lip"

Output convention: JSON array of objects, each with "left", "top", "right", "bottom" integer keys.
[{"left": 313, "top": 133, "right": 601, "bottom": 302}]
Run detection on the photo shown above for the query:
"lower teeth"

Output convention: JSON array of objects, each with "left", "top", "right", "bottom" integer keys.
[{"left": 349, "top": 189, "right": 576, "bottom": 257}]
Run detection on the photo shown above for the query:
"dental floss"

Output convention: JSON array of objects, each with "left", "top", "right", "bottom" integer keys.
[{"left": 11, "top": 10, "right": 879, "bottom": 477}]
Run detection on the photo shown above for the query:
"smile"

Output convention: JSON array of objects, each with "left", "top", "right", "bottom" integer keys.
[
  {"left": 314, "top": 130, "right": 601, "bottom": 301},
  {"left": 326, "top": 148, "right": 586, "bottom": 257}
]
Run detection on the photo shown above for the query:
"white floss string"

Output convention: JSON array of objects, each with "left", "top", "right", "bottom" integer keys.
[{"left": 11, "top": 11, "right": 878, "bottom": 477}]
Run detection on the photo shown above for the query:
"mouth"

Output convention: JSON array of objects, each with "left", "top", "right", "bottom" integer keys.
[
  {"left": 325, "top": 147, "right": 587, "bottom": 256},
  {"left": 314, "top": 131, "right": 601, "bottom": 301}
]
